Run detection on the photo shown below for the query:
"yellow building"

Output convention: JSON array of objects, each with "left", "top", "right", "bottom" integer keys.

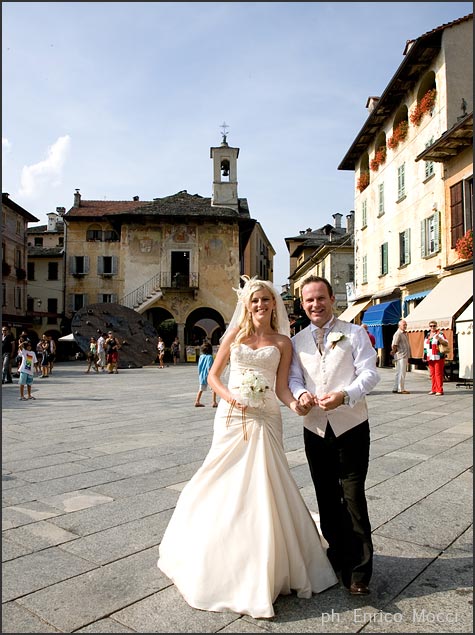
[
  {"left": 338, "top": 13, "right": 473, "bottom": 365},
  {"left": 63, "top": 135, "right": 275, "bottom": 355}
]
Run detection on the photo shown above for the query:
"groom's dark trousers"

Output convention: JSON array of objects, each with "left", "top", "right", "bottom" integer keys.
[{"left": 304, "top": 420, "right": 373, "bottom": 587}]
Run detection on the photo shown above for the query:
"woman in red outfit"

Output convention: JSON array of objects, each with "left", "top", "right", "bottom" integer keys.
[{"left": 423, "top": 321, "right": 449, "bottom": 395}]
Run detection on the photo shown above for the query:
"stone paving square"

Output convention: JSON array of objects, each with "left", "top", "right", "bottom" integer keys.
[{"left": 2, "top": 362, "right": 473, "bottom": 633}]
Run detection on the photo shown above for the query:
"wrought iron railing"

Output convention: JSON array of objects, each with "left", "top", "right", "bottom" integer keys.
[{"left": 120, "top": 272, "right": 199, "bottom": 309}]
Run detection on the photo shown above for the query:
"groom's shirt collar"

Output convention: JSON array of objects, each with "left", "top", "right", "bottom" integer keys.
[{"left": 310, "top": 315, "right": 336, "bottom": 333}]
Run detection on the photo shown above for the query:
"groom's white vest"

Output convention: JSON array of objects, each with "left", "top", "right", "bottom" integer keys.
[{"left": 292, "top": 319, "right": 369, "bottom": 438}]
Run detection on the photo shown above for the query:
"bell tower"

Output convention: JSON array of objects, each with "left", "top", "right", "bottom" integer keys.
[{"left": 210, "top": 122, "right": 239, "bottom": 210}]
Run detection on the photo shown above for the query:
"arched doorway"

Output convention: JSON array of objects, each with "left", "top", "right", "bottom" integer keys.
[{"left": 186, "top": 308, "right": 225, "bottom": 346}]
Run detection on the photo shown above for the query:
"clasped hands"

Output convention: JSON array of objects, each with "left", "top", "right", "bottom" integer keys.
[{"left": 294, "top": 390, "right": 345, "bottom": 415}]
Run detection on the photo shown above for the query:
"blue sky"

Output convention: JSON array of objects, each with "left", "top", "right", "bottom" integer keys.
[{"left": 2, "top": 2, "right": 472, "bottom": 288}]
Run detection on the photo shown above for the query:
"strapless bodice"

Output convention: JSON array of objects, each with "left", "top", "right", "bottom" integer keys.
[{"left": 228, "top": 344, "right": 280, "bottom": 405}]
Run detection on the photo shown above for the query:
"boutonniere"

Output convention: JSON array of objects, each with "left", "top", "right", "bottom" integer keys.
[{"left": 328, "top": 332, "right": 345, "bottom": 349}]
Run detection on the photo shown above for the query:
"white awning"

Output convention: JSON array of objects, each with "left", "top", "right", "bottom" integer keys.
[
  {"left": 406, "top": 270, "right": 473, "bottom": 331},
  {"left": 337, "top": 299, "right": 372, "bottom": 323}
]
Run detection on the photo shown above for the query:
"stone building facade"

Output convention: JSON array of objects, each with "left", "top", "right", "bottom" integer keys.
[{"left": 62, "top": 136, "right": 275, "bottom": 357}]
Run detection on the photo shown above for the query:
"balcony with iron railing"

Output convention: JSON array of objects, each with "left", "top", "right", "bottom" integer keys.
[{"left": 120, "top": 272, "right": 199, "bottom": 310}]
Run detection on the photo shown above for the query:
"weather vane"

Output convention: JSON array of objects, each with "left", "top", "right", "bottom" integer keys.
[{"left": 220, "top": 121, "right": 230, "bottom": 143}]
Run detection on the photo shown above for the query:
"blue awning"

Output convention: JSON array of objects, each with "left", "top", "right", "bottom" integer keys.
[
  {"left": 362, "top": 300, "right": 401, "bottom": 349},
  {"left": 403, "top": 291, "right": 430, "bottom": 316},
  {"left": 362, "top": 300, "right": 401, "bottom": 326}
]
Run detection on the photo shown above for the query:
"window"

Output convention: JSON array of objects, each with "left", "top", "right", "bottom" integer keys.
[
  {"left": 362, "top": 255, "right": 368, "bottom": 284},
  {"left": 380, "top": 243, "right": 388, "bottom": 275},
  {"left": 58, "top": 236, "right": 64, "bottom": 246},
  {"left": 450, "top": 177, "right": 473, "bottom": 248},
  {"left": 103, "top": 230, "right": 119, "bottom": 242},
  {"left": 16, "top": 220, "right": 21, "bottom": 235},
  {"left": 15, "top": 249, "right": 22, "bottom": 268},
  {"left": 421, "top": 210, "right": 440, "bottom": 257},
  {"left": 424, "top": 138, "right": 434, "bottom": 179},
  {"left": 71, "top": 294, "right": 88, "bottom": 311},
  {"left": 86, "top": 225, "right": 103, "bottom": 241},
  {"left": 399, "top": 229, "right": 411, "bottom": 266},
  {"left": 70, "top": 255, "right": 89, "bottom": 275},
  {"left": 361, "top": 200, "right": 367, "bottom": 228},
  {"left": 97, "top": 256, "right": 118, "bottom": 276},
  {"left": 397, "top": 164, "right": 406, "bottom": 200},
  {"left": 377, "top": 183, "right": 385, "bottom": 216},
  {"left": 15, "top": 286, "right": 22, "bottom": 309},
  {"left": 47, "top": 298, "right": 58, "bottom": 324},
  {"left": 2, "top": 283, "right": 6, "bottom": 307},
  {"left": 27, "top": 262, "right": 35, "bottom": 280},
  {"left": 97, "top": 293, "right": 117, "bottom": 303},
  {"left": 34, "top": 237, "right": 44, "bottom": 247},
  {"left": 48, "top": 262, "right": 59, "bottom": 281}
]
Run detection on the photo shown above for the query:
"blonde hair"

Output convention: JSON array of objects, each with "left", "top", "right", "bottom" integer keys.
[{"left": 231, "top": 276, "right": 278, "bottom": 348}]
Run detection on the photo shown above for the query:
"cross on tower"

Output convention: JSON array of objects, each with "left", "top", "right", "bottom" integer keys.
[{"left": 220, "top": 121, "right": 230, "bottom": 142}]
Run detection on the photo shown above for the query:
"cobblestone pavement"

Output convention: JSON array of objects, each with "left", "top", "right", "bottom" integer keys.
[{"left": 2, "top": 362, "right": 473, "bottom": 633}]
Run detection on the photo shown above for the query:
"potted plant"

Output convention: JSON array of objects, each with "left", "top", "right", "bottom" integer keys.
[
  {"left": 387, "top": 121, "right": 409, "bottom": 150},
  {"left": 455, "top": 229, "right": 473, "bottom": 260},
  {"left": 370, "top": 146, "right": 387, "bottom": 172},
  {"left": 410, "top": 89, "right": 437, "bottom": 127},
  {"left": 2, "top": 261, "right": 11, "bottom": 276},
  {"left": 357, "top": 171, "right": 370, "bottom": 192}
]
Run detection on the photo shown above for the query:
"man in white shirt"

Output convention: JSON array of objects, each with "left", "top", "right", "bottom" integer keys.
[
  {"left": 390, "top": 319, "right": 412, "bottom": 394},
  {"left": 289, "top": 276, "right": 380, "bottom": 596},
  {"left": 97, "top": 333, "right": 106, "bottom": 371}
]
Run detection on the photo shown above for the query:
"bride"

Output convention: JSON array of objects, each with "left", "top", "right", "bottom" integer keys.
[{"left": 157, "top": 276, "right": 337, "bottom": 618}]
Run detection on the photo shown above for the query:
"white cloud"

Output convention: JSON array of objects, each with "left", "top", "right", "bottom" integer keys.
[
  {"left": 18, "top": 135, "right": 71, "bottom": 198},
  {"left": 2, "top": 137, "right": 12, "bottom": 152}
]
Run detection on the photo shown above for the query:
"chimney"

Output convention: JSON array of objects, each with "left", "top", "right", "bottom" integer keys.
[
  {"left": 365, "top": 96, "right": 380, "bottom": 113},
  {"left": 47, "top": 212, "right": 58, "bottom": 232},
  {"left": 56, "top": 206, "right": 66, "bottom": 216},
  {"left": 346, "top": 211, "right": 355, "bottom": 235},
  {"left": 332, "top": 213, "right": 342, "bottom": 229},
  {"left": 74, "top": 189, "right": 81, "bottom": 207},
  {"left": 133, "top": 195, "right": 139, "bottom": 201}
]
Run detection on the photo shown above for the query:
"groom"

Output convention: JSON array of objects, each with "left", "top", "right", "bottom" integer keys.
[{"left": 289, "top": 276, "right": 380, "bottom": 595}]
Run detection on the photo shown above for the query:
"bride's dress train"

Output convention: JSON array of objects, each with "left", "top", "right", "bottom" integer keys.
[{"left": 157, "top": 344, "right": 337, "bottom": 618}]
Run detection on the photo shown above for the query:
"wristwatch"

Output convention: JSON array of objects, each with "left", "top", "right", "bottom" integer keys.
[{"left": 341, "top": 390, "right": 350, "bottom": 406}]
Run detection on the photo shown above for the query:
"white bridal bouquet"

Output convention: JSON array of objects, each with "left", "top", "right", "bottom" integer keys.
[{"left": 236, "top": 369, "right": 269, "bottom": 408}]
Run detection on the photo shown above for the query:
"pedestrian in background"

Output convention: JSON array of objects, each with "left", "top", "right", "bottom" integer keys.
[
  {"left": 97, "top": 332, "right": 106, "bottom": 371},
  {"left": 390, "top": 319, "right": 411, "bottom": 394},
  {"left": 2, "top": 325, "right": 16, "bottom": 384},
  {"left": 194, "top": 342, "right": 217, "bottom": 407},
  {"left": 105, "top": 331, "right": 120, "bottom": 374},
  {"left": 157, "top": 336, "right": 166, "bottom": 368},
  {"left": 423, "top": 321, "right": 449, "bottom": 396},
  {"left": 17, "top": 340, "right": 37, "bottom": 400},
  {"left": 362, "top": 324, "right": 376, "bottom": 348},
  {"left": 85, "top": 337, "right": 100, "bottom": 373},
  {"left": 171, "top": 336, "right": 180, "bottom": 366}
]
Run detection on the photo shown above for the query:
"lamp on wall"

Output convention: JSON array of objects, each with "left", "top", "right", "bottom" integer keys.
[{"left": 37, "top": 299, "right": 42, "bottom": 308}]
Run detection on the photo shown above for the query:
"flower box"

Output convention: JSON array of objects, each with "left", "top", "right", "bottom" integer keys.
[
  {"left": 410, "top": 89, "right": 437, "bottom": 127},
  {"left": 357, "top": 171, "right": 370, "bottom": 192},
  {"left": 370, "top": 146, "right": 387, "bottom": 172},
  {"left": 387, "top": 121, "right": 408, "bottom": 150},
  {"left": 455, "top": 229, "right": 473, "bottom": 260}
]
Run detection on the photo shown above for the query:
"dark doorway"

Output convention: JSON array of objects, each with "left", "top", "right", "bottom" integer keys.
[{"left": 171, "top": 251, "right": 190, "bottom": 288}]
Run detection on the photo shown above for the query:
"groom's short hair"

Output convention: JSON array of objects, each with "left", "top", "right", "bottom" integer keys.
[{"left": 300, "top": 275, "right": 333, "bottom": 298}]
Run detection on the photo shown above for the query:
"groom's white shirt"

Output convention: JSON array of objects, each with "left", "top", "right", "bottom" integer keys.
[{"left": 289, "top": 317, "right": 380, "bottom": 438}]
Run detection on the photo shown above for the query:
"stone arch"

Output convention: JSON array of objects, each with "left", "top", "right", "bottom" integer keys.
[
  {"left": 185, "top": 307, "right": 226, "bottom": 346},
  {"left": 416, "top": 70, "right": 436, "bottom": 102}
]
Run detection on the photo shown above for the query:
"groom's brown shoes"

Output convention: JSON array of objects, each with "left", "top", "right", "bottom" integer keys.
[{"left": 349, "top": 582, "right": 370, "bottom": 595}]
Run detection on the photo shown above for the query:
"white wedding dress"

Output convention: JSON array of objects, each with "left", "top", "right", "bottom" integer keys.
[{"left": 157, "top": 344, "right": 337, "bottom": 618}]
